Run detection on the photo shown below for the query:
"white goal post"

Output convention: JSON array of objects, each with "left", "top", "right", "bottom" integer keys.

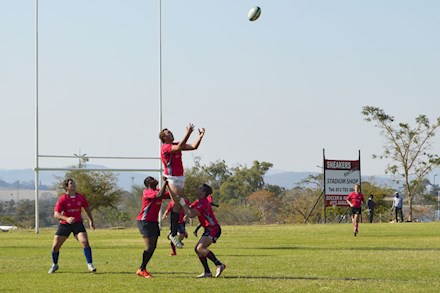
[{"left": 34, "top": 0, "right": 165, "bottom": 233}]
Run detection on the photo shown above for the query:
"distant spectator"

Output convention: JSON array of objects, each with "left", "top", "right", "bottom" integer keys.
[
  {"left": 391, "top": 192, "right": 403, "bottom": 222},
  {"left": 367, "top": 194, "right": 375, "bottom": 223}
]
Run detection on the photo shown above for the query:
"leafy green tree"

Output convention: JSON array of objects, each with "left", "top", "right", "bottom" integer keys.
[
  {"left": 362, "top": 106, "right": 440, "bottom": 221},
  {"left": 184, "top": 157, "right": 211, "bottom": 202},
  {"left": 15, "top": 200, "right": 34, "bottom": 228},
  {"left": 360, "top": 180, "right": 394, "bottom": 222},
  {"left": 55, "top": 169, "right": 122, "bottom": 212},
  {"left": 219, "top": 161, "right": 273, "bottom": 204},
  {"left": 201, "top": 160, "right": 233, "bottom": 190}
]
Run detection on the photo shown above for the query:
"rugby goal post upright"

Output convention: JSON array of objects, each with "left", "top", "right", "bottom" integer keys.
[{"left": 33, "top": 0, "right": 164, "bottom": 233}]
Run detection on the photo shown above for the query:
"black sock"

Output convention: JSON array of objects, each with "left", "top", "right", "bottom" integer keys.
[
  {"left": 141, "top": 248, "right": 155, "bottom": 270},
  {"left": 199, "top": 256, "right": 210, "bottom": 273},
  {"left": 170, "top": 211, "right": 179, "bottom": 237},
  {"left": 207, "top": 251, "right": 222, "bottom": 266}
]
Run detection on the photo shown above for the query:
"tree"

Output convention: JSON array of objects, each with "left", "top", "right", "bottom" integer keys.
[
  {"left": 55, "top": 169, "right": 122, "bottom": 212},
  {"left": 15, "top": 200, "right": 35, "bottom": 228},
  {"left": 362, "top": 106, "right": 440, "bottom": 221},
  {"left": 184, "top": 157, "right": 211, "bottom": 202},
  {"left": 248, "top": 190, "right": 281, "bottom": 224},
  {"left": 219, "top": 161, "right": 273, "bottom": 204},
  {"left": 360, "top": 180, "right": 394, "bottom": 222},
  {"left": 201, "top": 160, "right": 233, "bottom": 190}
]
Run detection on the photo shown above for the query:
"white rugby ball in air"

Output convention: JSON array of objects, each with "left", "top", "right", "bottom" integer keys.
[{"left": 248, "top": 6, "right": 261, "bottom": 21}]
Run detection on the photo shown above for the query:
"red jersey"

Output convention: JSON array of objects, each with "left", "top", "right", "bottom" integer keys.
[
  {"left": 347, "top": 192, "right": 364, "bottom": 208},
  {"left": 137, "top": 188, "right": 168, "bottom": 222},
  {"left": 54, "top": 193, "right": 89, "bottom": 224},
  {"left": 165, "top": 199, "right": 190, "bottom": 224},
  {"left": 190, "top": 197, "right": 219, "bottom": 228},
  {"left": 161, "top": 143, "right": 184, "bottom": 176}
]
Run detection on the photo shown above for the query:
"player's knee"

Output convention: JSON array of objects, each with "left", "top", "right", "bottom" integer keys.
[
  {"left": 195, "top": 246, "right": 203, "bottom": 255},
  {"left": 147, "top": 244, "right": 156, "bottom": 253}
]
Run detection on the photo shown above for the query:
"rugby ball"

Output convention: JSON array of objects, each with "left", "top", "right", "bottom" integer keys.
[{"left": 248, "top": 6, "right": 261, "bottom": 21}]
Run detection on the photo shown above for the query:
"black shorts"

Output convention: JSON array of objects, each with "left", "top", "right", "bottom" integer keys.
[
  {"left": 351, "top": 207, "right": 362, "bottom": 215},
  {"left": 55, "top": 222, "right": 87, "bottom": 237},
  {"left": 202, "top": 225, "right": 221, "bottom": 243},
  {"left": 137, "top": 220, "right": 160, "bottom": 238},
  {"left": 169, "top": 222, "right": 187, "bottom": 234}
]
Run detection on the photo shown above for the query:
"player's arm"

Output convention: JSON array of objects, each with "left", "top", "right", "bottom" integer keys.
[
  {"left": 177, "top": 197, "right": 200, "bottom": 218},
  {"left": 170, "top": 124, "right": 195, "bottom": 153},
  {"left": 54, "top": 211, "right": 75, "bottom": 224},
  {"left": 162, "top": 202, "right": 172, "bottom": 220},
  {"left": 346, "top": 196, "right": 353, "bottom": 207},
  {"left": 156, "top": 180, "right": 169, "bottom": 199},
  {"left": 83, "top": 207, "right": 95, "bottom": 230},
  {"left": 183, "top": 128, "right": 205, "bottom": 151}
]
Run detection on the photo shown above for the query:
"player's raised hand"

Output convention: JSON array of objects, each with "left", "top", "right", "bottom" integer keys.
[
  {"left": 187, "top": 123, "right": 195, "bottom": 133},
  {"left": 198, "top": 128, "right": 205, "bottom": 137}
]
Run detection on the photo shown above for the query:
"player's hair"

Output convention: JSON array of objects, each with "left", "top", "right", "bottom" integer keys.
[
  {"left": 201, "top": 184, "right": 212, "bottom": 197},
  {"left": 144, "top": 176, "right": 155, "bottom": 188},
  {"left": 159, "top": 128, "right": 169, "bottom": 143},
  {"left": 62, "top": 178, "right": 74, "bottom": 191}
]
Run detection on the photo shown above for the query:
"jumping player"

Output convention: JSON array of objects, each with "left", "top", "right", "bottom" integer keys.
[
  {"left": 136, "top": 177, "right": 169, "bottom": 279},
  {"left": 346, "top": 183, "right": 365, "bottom": 236},
  {"left": 171, "top": 184, "right": 226, "bottom": 278},
  {"left": 159, "top": 124, "right": 205, "bottom": 248},
  {"left": 48, "top": 178, "right": 96, "bottom": 274}
]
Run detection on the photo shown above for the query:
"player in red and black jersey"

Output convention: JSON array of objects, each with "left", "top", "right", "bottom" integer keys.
[
  {"left": 135, "top": 177, "right": 169, "bottom": 279},
  {"left": 171, "top": 184, "right": 226, "bottom": 278},
  {"left": 48, "top": 178, "right": 96, "bottom": 274},
  {"left": 159, "top": 124, "right": 205, "bottom": 248}
]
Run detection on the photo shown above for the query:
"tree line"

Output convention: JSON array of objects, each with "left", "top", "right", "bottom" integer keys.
[
  {"left": 1, "top": 158, "right": 438, "bottom": 229},
  {"left": 1, "top": 106, "right": 440, "bottom": 227}
]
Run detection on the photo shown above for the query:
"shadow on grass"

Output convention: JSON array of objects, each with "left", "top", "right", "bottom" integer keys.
[
  {"left": 256, "top": 246, "right": 440, "bottom": 251},
  {"left": 49, "top": 271, "right": 196, "bottom": 276},
  {"left": 222, "top": 275, "right": 375, "bottom": 282}
]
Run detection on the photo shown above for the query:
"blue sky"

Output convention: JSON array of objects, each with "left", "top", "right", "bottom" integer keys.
[{"left": 1, "top": 0, "right": 440, "bottom": 177}]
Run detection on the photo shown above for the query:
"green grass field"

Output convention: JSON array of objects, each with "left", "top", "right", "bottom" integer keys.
[{"left": 1, "top": 223, "right": 440, "bottom": 292}]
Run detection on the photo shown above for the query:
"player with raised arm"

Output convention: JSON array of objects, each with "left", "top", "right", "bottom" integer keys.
[
  {"left": 135, "top": 177, "right": 169, "bottom": 279},
  {"left": 159, "top": 124, "right": 205, "bottom": 248}
]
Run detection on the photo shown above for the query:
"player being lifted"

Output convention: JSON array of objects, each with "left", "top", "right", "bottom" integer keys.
[{"left": 159, "top": 124, "right": 205, "bottom": 248}]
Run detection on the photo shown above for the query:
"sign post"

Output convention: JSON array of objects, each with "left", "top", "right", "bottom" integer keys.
[{"left": 323, "top": 150, "right": 361, "bottom": 223}]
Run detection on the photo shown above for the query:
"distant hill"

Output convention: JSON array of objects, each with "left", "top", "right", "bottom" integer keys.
[
  {"left": 0, "top": 167, "right": 400, "bottom": 192},
  {"left": 0, "top": 166, "right": 155, "bottom": 191},
  {"left": 264, "top": 171, "right": 316, "bottom": 189}
]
